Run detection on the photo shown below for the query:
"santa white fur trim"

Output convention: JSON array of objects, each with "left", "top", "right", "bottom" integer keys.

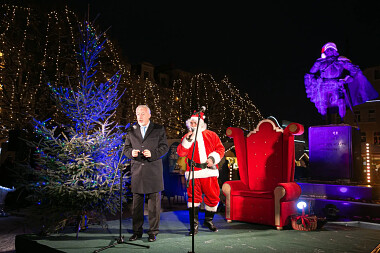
[
  {"left": 187, "top": 202, "right": 201, "bottom": 208},
  {"left": 208, "top": 151, "right": 221, "bottom": 165},
  {"left": 196, "top": 132, "right": 207, "bottom": 163},
  {"left": 205, "top": 204, "right": 218, "bottom": 212},
  {"left": 181, "top": 137, "right": 194, "bottom": 149},
  {"left": 185, "top": 169, "right": 219, "bottom": 180}
]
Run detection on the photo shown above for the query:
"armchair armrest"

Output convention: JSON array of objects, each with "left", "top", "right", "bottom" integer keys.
[
  {"left": 222, "top": 180, "right": 250, "bottom": 193},
  {"left": 222, "top": 180, "right": 249, "bottom": 220},
  {"left": 276, "top": 182, "right": 302, "bottom": 201},
  {"left": 274, "top": 182, "right": 301, "bottom": 228}
]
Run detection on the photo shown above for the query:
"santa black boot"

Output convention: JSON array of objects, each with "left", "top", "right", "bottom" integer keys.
[
  {"left": 204, "top": 210, "right": 218, "bottom": 232},
  {"left": 188, "top": 207, "right": 199, "bottom": 236}
]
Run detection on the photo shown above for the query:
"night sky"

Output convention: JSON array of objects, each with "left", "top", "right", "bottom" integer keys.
[{"left": 25, "top": 1, "right": 380, "bottom": 129}]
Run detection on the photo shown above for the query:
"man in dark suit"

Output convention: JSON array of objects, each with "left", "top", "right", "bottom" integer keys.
[{"left": 124, "top": 105, "right": 168, "bottom": 242}]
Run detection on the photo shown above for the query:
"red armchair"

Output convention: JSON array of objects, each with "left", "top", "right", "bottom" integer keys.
[{"left": 222, "top": 119, "right": 304, "bottom": 229}]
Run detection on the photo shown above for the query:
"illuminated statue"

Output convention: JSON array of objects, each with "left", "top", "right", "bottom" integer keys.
[{"left": 304, "top": 42, "right": 378, "bottom": 121}]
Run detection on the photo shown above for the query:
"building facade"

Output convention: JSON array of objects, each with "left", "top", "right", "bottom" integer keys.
[{"left": 344, "top": 66, "right": 380, "bottom": 185}]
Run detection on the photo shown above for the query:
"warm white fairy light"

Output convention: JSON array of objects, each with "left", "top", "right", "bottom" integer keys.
[
  {"left": 0, "top": 5, "right": 44, "bottom": 132},
  {"left": 21, "top": 8, "right": 31, "bottom": 121},
  {"left": 214, "top": 78, "right": 227, "bottom": 137},
  {"left": 52, "top": 11, "right": 61, "bottom": 87},
  {"left": 105, "top": 39, "right": 126, "bottom": 75},
  {"left": 167, "top": 79, "right": 185, "bottom": 137},
  {"left": 8, "top": 7, "right": 17, "bottom": 128},
  {"left": 41, "top": 8, "right": 132, "bottom": 123},
  {"left": 170, "top": 73, "right": 263, "bottom": 139},
  {"left": 146, "top": 80, "right": 162, "bottom": 123},
  {"left": 0, "top": 4, "right": 263, "bottom": 142},
  {"left": 366, "top": 143, "right": 371, "bottom": 184},
  {"left": 39, "top": 12, "right": 50, "bottom": 90},
  {"left": 225, "top": 145, "right": 236, "bottom": 181},
  {"left": 64, "top": 6, "right": 80, "bottom": 75}
]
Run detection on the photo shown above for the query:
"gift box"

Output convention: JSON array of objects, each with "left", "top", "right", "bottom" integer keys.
[{"left": 291, "top": 214, "right": 318, "bottom": 231}]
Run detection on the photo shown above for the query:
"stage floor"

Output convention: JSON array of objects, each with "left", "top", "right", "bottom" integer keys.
[{"left": 15, "top": 210, "right": 380, "bottom": 253}]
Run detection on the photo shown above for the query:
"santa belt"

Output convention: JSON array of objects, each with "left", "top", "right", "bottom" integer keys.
[{"left": 187, "top": 158, "right": 208, "bottom": 169}]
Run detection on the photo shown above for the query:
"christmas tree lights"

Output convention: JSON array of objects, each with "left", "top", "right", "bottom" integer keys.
[{"left": 24, "top": 20, "right": 128, "bottom": 234}]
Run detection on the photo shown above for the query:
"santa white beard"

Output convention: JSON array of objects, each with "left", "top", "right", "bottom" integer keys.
[
  {"left": 186, "top": 117, "right": 207, "bottom": 137},
  {"left": 189, "top": 124, "right": 206, "bottom": 140}
]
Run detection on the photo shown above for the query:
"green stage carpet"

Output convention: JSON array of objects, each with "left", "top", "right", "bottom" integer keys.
[{"left": 15, "top": 210, "right": 380, "bottom": 253}]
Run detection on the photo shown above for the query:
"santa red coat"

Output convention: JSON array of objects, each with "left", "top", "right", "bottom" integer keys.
[
  {"left": 177, "top": 129, "right": 225, "bottom": 179},
  {"left": 177, "top": 128, "right": 225, "bottom": 210}
]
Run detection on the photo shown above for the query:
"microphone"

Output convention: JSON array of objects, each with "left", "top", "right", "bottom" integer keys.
[{"left": 193, "top": 106, "right": 206, "bottom": 115}]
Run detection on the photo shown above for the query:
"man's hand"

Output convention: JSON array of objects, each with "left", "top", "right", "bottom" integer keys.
[
  {"left": 206, "top": 158, "right": 214, "bottom": 167},
  {"left": 143, "top": 149, "right": 151, "bottom": 158},
  {"left": 185, "top": 130, "right": 193, "bottom": 140},
  {"left": 132, "top": 149, "right": 140, "bottom": 157}
]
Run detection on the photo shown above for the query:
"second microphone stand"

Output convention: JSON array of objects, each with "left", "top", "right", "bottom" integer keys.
[{"left": 186, "top": 113, "right": 202, "bottom": 253}]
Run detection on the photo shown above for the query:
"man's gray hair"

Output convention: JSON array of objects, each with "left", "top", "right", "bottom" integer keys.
[{"left": 136, "top": 105, "right": 151, "bottom": 114}]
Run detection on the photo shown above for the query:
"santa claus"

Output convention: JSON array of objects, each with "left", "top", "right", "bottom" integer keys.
[{"left": 177, "top": 111, "right": 225, "bottom": 235}]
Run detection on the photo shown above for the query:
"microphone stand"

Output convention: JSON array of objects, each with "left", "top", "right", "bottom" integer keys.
[
  {"left": 186, "top": 113, "right": 202, "bottom": 253},
  {"left": 94, "top": 145, "right": 149, "bottom": 252}
]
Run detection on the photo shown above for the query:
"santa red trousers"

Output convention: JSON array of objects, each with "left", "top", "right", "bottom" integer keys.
[{"left": 187, "top": 177, "right": 220, "bottom": 209}]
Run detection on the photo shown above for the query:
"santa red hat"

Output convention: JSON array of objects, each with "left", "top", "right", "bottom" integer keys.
[
  {"left": 191, "top": 111, "right": 205, "bottom": 121},
  {"left": 186, "top": 111, "right": 206, "bottom": 129},
  {"left": 321, "top": 42, "right": 338, "bottom": 58}
]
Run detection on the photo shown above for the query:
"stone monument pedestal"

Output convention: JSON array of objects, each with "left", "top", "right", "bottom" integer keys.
[{"left": 309, "top": 125, "right": 362, "bottom": 183}]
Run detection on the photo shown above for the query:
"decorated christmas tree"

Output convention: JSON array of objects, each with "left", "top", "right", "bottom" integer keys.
[{"left": 25, "top": 20, "right": 129, "bottom": 234}]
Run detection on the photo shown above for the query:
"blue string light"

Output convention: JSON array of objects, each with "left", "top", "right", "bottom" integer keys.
[{"left": 29, "top": 20, "right": 130, "bottom": 215}]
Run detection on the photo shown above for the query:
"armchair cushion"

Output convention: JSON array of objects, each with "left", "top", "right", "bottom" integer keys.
[{"left": 231, "top": 189, "right": 273, "bottom": 199}]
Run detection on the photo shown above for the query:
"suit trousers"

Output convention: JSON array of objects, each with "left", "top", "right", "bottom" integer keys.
[{"left": 132, "top": 192, "right": 161, "bottom": 236}]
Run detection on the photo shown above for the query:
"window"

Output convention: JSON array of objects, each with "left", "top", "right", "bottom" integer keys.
[
  {"left": 368, "top": 109, "right": 376, "bottom": 122},
  {"left": 143, "top": 71, "right": 150, "bottom": 79},
  {"left": 354, "top": 111, "right": 361, "bottom": 122},
  {"left": 160, "top": 77, "right": 168, "bottom": 87},
  {"left": 361, "top": 132, "right": 367, "bottom": 143},
  {"left": 374, "top": 132, "right": 380, "bottom": 145}
]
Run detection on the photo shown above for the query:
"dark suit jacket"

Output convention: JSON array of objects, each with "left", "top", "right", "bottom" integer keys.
[{"left": 124, "top": 122, "right": 169, "bottom": 194}]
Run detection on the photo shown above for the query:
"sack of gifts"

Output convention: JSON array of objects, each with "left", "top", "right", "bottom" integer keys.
[{"left": 291, "top": 214, "right": 318, "bottom": 231}]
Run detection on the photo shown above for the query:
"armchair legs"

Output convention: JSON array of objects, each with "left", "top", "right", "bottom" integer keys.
[
  {"left": 222, "top": 183, "right": 231, "bottom": 220},
  {"left": 274, "top": 186, "right": 286, "bottom": 228}
]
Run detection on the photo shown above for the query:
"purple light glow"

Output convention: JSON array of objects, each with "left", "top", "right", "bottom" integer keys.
[
  {"left": 309, "top": 125, "right": 353, "bottom": 180},
  {"left": 298, "top": 183, "right": 372, "bottom": 201},
  {"left": 304, "top": 42, "right": 378, "bottom": 119}
]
